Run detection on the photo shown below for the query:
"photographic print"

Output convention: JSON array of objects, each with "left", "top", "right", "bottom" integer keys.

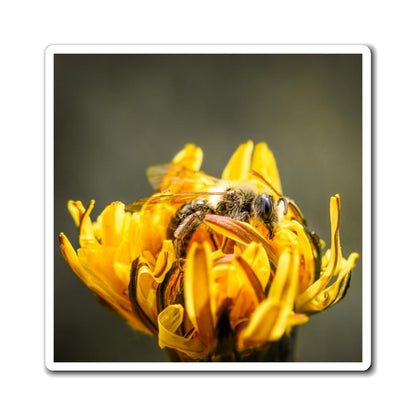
[{"left": 46, "top": 45, "right": 371, "bottom": 370}]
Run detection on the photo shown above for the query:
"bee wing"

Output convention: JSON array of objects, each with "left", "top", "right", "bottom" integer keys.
[
  {"left": 146, "top": 163, "right": 174, "bottom": 190},
  {"left": 146, "top": 163, "right": 220, "bottom": 192},
  {"left": 126, "top": 191, "right": 228, "bottom": 212},
  {"left": 125, "top": 197, "right": 154, "bottom": 212}
]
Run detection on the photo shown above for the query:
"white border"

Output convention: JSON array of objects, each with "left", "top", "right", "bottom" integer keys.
[{"left": 45, "top": 44, "right": 371, "bottom": 372}]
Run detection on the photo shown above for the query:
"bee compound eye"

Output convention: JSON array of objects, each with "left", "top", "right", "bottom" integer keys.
[{"left": 256, "top": 193, "right": 273, "bottom": 219}]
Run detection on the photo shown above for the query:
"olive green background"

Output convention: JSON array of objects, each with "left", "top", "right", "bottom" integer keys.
[{"left": 54, "top": 53, "right": 362, "bottom": 363}]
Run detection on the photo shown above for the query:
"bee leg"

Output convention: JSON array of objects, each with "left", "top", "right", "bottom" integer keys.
[
  {"left": 265, "top": 222, "right": 275, "bottom": 239},
  {"left": 173, "top": 210, "right": 207, "bottom": 259},
  {"left": 234, "top": 210, "right": 250, "bottom": 223}
]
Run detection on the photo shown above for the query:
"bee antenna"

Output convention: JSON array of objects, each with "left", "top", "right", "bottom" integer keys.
[
  {"left": 277, "top": 197, "right": 288, "bottom": 215},
  {"left": 249, "top": 170, "right": 282, "bottom": 197}
]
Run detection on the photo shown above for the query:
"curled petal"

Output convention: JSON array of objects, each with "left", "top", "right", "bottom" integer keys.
[
  {"left": 330, "top": 253, "right": 359, "bottom": 304},
  {"left": 152, "top": 240, "right": 176, "bottom": 283},
  {"left": 184, "top": 242, "right": 215, "bottom": 348},
  {"left": 221, "top": 141, "right": 254, "bottom": 181},
  {"left": 129, "top": 257, "right": 159, "bottom": 335},
  {"left": 158, "top": 305, "right": 205, "bottom": 359},
  {"left": 278, "top": 220, "right": 317, "bottom": 292},
  {"left": 67, "top": 200, "right": 86, "bottom": 227},
  {"left": 68, "top": 200, "right": 100, "bottom": 245},
  {"left": 298, "top": 252, "right": 359, "bottom": 313},
  {"left": 296, "top": 195, "right": 342, "bottom": 310}
]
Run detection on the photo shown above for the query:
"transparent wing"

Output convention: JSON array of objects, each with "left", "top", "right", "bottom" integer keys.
[
  {"left": 126, "top": 191, "right": 228, "bottom": 212},
  {"left": 146, "top": 163, "right": 220, "bottom": 192}
]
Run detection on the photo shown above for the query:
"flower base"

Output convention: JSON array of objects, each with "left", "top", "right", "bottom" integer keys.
[{"left": 164, "top": 329, "right": 297, "bottom": 363}]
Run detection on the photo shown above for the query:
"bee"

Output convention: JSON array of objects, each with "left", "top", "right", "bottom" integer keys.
[
  {"left": 127, "top": 161, "right": 320, "bottom": 341},
  {"left": 126, "top": 163, "right": 301, "bottom": 259}
]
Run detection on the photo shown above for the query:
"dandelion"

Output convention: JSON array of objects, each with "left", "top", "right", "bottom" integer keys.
[{"left": 59, "top": 141, "right": 358, "bottom": 362}]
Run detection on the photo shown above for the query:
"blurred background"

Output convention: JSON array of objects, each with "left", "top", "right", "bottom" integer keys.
[{"left": 54, "top": 53, "right": 362, "bottom": 363}]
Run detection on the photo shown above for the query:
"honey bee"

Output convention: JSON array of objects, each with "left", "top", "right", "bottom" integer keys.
[
  {"left": 127, "top": 161, "right": 321, "bottom": 344},
  {"left": 126, "top": 163, "right": 303, "bottom": 259}
]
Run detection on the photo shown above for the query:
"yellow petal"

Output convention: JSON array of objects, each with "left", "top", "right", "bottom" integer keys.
[
  {"left": 329, "top": 253, "right": 359, "bottom": 304},
  {"left": 113, "top": 240, "right": 132, "bottom": 283},
  {"left": 286, "top": 312, "right": 309, "bottom": 327},
  {"left": 239, "top": 249, "right": 300, "bottom": 348},
  {"left": 238, "top": 298, "right": 279, "bottom": 348},
  {"left": 270, "top": 250, "right": 300, "bottom": 339},
  {"left": 98, "top": 201, "right": 126, "bottom": 247},
  {"left": 60, "top": 233, "right": 113, "bottom": 304},
  {"left": 221, "top": 141, "right": 254, "bottom": 181},
  {"left": 79, "top": 200, "right": 98, "bottom": 248},
  {"left": 232, "top": 255, "right": 265, "bottom": 303},
  {"left": 295, "top": 195, "right": 342, "bottom": 310},
  {"left": 77, "top": 246, "right": 124, "bottom": 296},
  {"left": 204, "top": 214, "right": 278, "bottom": 266},
  {"left": 241, "top": 242, "right": 270, "bottom": 290},
  {"left": 184, "top": 242, "right": 215, "bottom": 348},
  {"left": 172, "top": 144, "right": 203, "bottom": 171},
  {"left": 60, "top": 232, "right": 148, "bottom": 333},
  {"left": 158, "top": 305, "right": 205, "bottom": 359},
  {"left": 212, "top": 257, "right": 241, "bottom": 302},
  {"left": 278, "top": 220, "right": 316, "bottom": 292},
  {"left": 268, "top": 249, "right": 292, "bottom": 301},
  {"left": 67, "top": 200, "right": 86, "bottom": 227},
  {"left": 137, "top": 202, "right": 176, "bottom": 257},
  {"left": 251, "top": 142, "right": 282, "bottom": 195},
  {"left": 152, "top": 240, "right": 176, "bottom": 283},
  {"left": 59, "top": 232, "right": 93, "bottom": 286},
  {"left": 299, "top": 252, "right": 359, "bottom": 312},
  {"left": 130, "top": 258, "right": 159, "bottom": 334},
  {"left": 126, "top": 212, "right": 142, "bottom": 260}
]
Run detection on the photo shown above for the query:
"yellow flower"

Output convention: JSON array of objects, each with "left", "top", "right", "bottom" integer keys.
[{"left": 60, "top": 141, "right": 359, "bottom": 361}]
